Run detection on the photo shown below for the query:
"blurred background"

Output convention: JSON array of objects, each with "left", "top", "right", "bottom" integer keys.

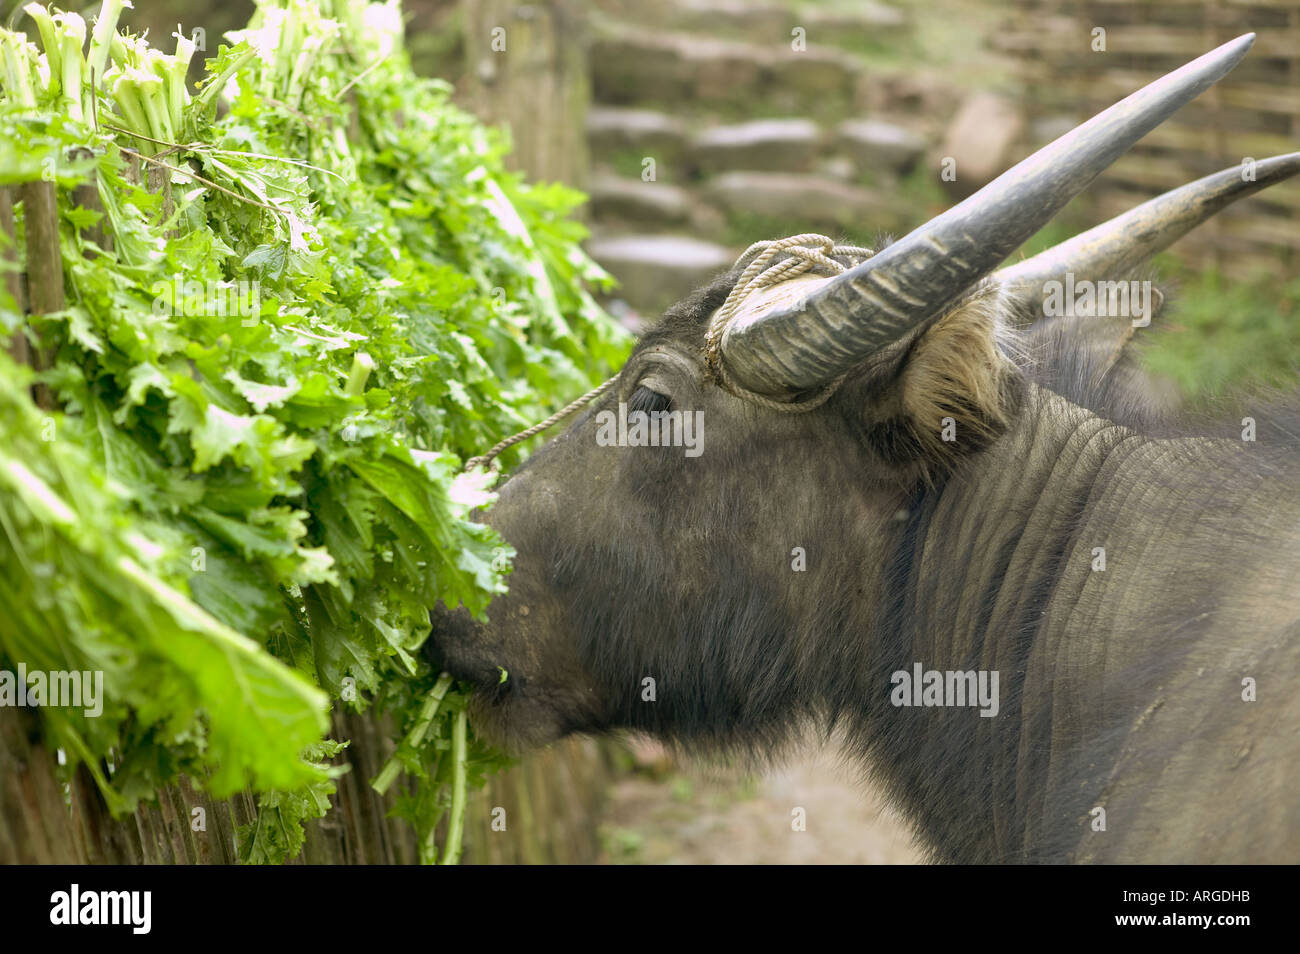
[
  {"left": 10, "top": 0, "right": 1296, "bottom": 863},
  {"left": 425, "top": 0, "right": 1300, "bottom": 400}
]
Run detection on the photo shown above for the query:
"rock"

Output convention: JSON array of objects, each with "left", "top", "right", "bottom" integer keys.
[
  {"left": 587, "top": 173, "right": 692, "bottom": 224},
  {"left": 672, "top": 0, "right": 792, "bottom": 36},
  {"left": 939, "top": 91, "right": 1026, "bottom": 197},
  {"left": 816, "top": 155, "right": 857, "bottom": 182},
  {"left": 857, "top": 70, "right": 959, "bottom": 121},
  {"left": 592, "top": 31, "right": 746, "bottom": 106},
  {"left": 591, "top": 31, "right": 689, "bottom": 104},
  {"left": 688, "top": 40, "right": 764, "bottom": 104},
  {"left": 837, "top": 118, "right": 926, "bottom": 175},
  {"left": 592, "top": 26, "right": 857, "bottom": 113},
  {"left": 587, "top": 108, "right": 690, "bottom": 165},
  {"left": 705, "top": 171, "right": 903, "bottom": 232},
  {"left": 797, "top": 2, "right": 910, "bottom": 42},
  {"left": 765, "top": 47, "right": 859, "bottom": 106},
  {"left": 691, "top": 118, "right": 822, "bottom": 173},
  {"left": 587, "top": 234, "right": 736, "bottom": 312}
]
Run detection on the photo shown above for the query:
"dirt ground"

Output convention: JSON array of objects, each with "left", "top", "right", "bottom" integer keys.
[{"left": 597, "top": 738, "right": 924, "bottom": 864}]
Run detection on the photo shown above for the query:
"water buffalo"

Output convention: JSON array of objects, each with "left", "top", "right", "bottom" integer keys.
[{"left": 430, "top": 35, "right": 1300, "bottom": 863}]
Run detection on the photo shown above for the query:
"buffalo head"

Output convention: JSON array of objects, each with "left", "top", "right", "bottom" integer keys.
[{"left": 429, "top": 35, "right": 1300, "bottom": 763}]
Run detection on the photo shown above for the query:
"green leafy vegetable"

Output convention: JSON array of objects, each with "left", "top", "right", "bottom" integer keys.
[{"left": 0, "top": 0, "right": 628, "bottom": 862}]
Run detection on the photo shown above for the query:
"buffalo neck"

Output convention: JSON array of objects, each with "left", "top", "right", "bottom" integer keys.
[
  {"left": 858, "top": 379, "right": 1300, "bottom": 862},
  {"left": 858, "top": 382, "right": 1144, "bottom": 861}
]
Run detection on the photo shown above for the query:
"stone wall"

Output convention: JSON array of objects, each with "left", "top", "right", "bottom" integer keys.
[
  {"left": 416, "top": 0, "right": 1023, "bottom": 321},
  {"left": 583, "top": 0, "right": 966, "bottom": 319},
  {"left": 994, "top": 0, "right": 1300, "bottom": 280}
]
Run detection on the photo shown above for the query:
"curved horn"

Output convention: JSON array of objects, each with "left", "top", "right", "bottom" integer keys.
[
  {"left": 718, "top": 34, "right": 1257, "bottom": 396},
  {"left": 997, "top": 152, "right": 1300, "bottom": 314}
]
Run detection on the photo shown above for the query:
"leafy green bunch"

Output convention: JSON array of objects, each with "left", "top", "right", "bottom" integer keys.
[{"left": 0, "top": 0, "right": 628, "bottom": 862}]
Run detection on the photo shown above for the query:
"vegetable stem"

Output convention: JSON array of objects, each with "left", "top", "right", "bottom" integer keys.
[
  {"left": 87, "top": 0, "right": 127, "bottom": 92},
  {"left": 345, "top": 351, "right": 374, "bottom": 396},
  {"left": 371, "top": 671, "right": 454, "bottom": 795},
  {"left": 440, "top": 708, "right": 468, "bottom": 866}
]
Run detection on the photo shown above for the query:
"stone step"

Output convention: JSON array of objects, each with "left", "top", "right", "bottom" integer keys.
[
  {"left": 939, "top": 92, "right": 1025, "bottom": 198},
  {"left": 797, "top": 2, "right": 911, "bottom": 46},
  {"left": 669, "top": 0, "right": 796, "bottom": 36},
  {"left": 594, "top": 0, "right": 911, "bottom": 47},
  {"left": 691, "top": 118, "right": 823, "bottom": 174},
  {"left": 704, "top": 171, "right": 913, "bottom": 235},
  {"left": 587, "top": 234, "right": 736, "bottom": 314},
  {"left": 836, "top": 118, "right": 927, "bottom": 176},
  {"left": 591, "top": 25, "right": 859, "bottom": 114},
  {"left": 587, "top": 112, "right": 932, "bottom": 191},
  {"left": 587, "top": 172, "right": 693, "bottom": 225},
  {"left": 587, "top": 107, "right": 690, "bottom": 166}
]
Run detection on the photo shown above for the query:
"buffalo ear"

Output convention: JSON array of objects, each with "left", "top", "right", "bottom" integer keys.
[{"left": 840, "top": 280, "right": 1022, "bottom": 482}]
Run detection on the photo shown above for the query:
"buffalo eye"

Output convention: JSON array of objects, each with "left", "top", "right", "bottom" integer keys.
[{"left": 628, "top": 385, "right": 672, "bottom": 414}]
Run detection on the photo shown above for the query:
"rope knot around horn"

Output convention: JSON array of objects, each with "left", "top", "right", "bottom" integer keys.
[{"left": 703, "top": 234, "right": 875, "bottom": 413}]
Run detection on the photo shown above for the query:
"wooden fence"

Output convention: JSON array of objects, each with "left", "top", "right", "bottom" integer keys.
[
  {"left": 1, "top": 703, "right": 613, "bottom": 864},
  {"left": 995, "top": 0, "right": 1300, "bottom": 278}
]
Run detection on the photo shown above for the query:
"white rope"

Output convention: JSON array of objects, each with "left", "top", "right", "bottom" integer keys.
[{"left": 704, "top": 234, "right": 874, "bottom": 412}]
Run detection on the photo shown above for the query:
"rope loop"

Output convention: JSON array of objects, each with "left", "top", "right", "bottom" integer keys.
[{"left": 703, "top": 233, "right": 874, "bottom": 413}]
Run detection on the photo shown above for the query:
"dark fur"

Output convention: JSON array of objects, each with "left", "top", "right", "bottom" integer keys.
[{"left": 430, "top": 262, "right": 1300, "bottom": 863}]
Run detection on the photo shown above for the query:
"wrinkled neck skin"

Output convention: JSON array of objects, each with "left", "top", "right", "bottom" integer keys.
[{"left": 857, "top": 383, "right": 1300, "bottom": 863}]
